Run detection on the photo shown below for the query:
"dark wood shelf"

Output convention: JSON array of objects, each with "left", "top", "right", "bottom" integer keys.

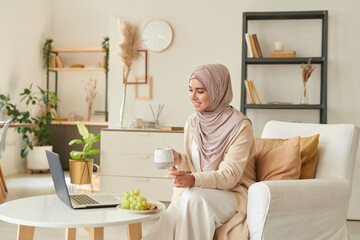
[
  {"left": 241, "top": 10, "right": 328, "bottom": 124},
  {"left": 244, "top": 11, "right": 327, "bottom": 20},
  {"left": 244, "top": 104, "right": 324, "bottom": 110},
  {"left": 245, "top": 57, "right": 324, "bottom": 64}
]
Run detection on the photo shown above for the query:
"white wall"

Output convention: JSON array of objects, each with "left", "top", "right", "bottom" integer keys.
[
  {"left": 108, "top": 0, "right": 360, "bottom": 136},
  {"left": 0, "top": 0, "right": 53, "bottom": 175},
  {"left": 51, "top": 0, "right": 109, "bottom": 120},
  {"left": 107, "top": 0, "right": 360, "bottom": 219},
  {"left": 2, "top": 0, "right": 360, "bottom": 218}
]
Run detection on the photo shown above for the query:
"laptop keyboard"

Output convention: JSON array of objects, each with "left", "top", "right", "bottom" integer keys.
[{"left": 70, "top": 194, "right": 99, "bottom": 205}]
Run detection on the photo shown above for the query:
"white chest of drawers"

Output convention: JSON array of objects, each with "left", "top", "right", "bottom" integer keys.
[{"left": 100, "top": 129, "right": 184, "bottom": 201}]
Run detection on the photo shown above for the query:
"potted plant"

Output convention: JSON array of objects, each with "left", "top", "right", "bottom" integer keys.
[
  {"left": 0, "top": 84, "right": 58, "bottom": 170},
  {"left": 68, "top": 121, "right": 101, "bottom": 184}
]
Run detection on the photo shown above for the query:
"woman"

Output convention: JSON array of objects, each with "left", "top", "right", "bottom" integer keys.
[{"left": 143, "top": 64, "right": 256, "bottom": 240}]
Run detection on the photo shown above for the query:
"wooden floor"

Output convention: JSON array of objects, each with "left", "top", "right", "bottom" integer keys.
[{"left": 0, "top": 173, "right": 359, "bottom": 239}]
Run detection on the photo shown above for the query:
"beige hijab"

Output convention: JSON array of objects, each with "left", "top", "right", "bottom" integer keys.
[{"left": 188, "top": 64, "right": 246, "bottom": 171}]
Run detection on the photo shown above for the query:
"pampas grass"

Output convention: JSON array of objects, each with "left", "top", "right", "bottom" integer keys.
[
  {"left": 117, "top": 18, "right": 142, "bottom": 81},
  {"left": 301, "top": 58, "right": 316, "bottom": 86},
  {"left": 116, "top": 18, "right": 142, "bottom": 127}
]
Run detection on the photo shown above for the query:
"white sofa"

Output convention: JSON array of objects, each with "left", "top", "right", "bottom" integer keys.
[{"left": 247, "top": 121, "right": 360, "bottom": 240}]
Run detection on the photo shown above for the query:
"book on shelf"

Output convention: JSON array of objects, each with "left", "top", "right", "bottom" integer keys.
[
  {"left": 252, "top": 34, "right": 263, "bottom": 58},
  {"left": 249, "top": 80, "right": 262, "bottom": 104},
  {"left": 101, "top": 56, "right": 106, "bottom": 68},
  {"left": 50, "top": 55, "right": 56, "bottom": 68},
  {"left": 248, "top": 34, "right": 259, "bottom": 58},
  {"left": 244, "top": 80, "right": 256, "bottom": 104},
  {"left": 245, "top": 80, "right": 261, "bottom": 104},
  {"left": 159, "top": 126, "right": 184, "bottom": 131},
  {"left": 270, "top": 51, "right": 296, "bottom": 58},
  {"left": 245, "top": 33, "right": 253, "bottom": 58},
  {"left": 244, "top": 80, "right": 253, "bottom": 103},
  {"left": 55, "top": 56, "right": 64, "bottom": 68}
]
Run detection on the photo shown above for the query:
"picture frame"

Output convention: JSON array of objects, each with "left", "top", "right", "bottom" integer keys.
[{"left": 134, "top": 76, "right": 152, "bottom": 100}]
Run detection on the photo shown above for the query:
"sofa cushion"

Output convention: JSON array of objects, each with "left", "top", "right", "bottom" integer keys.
[
  {"left": 255, "top": 136, "right": 301, "bottom": 181},
  {"left": 258, "top": 134, "right": 320, "bottom": 179}
]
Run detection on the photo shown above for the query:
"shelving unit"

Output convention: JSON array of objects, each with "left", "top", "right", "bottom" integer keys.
[
  {"left": 241, "top": 10, "right": 328, "bottom": 123},
  {"left": 47, "top": 47, "right": 109, "bottom": 121}
]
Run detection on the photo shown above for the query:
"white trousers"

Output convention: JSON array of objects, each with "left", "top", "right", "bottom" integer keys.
[{"left": 142, "top": 187, "right": 237, "bottom": 240}]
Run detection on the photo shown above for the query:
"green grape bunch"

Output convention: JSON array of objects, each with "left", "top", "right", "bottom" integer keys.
[{"left": 121, "top": 188, "right": 149, "bottom": 210}]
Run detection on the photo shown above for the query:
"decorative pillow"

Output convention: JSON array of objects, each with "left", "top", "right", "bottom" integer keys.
[
  {"left": 255, "top": 136, "right": 301, "bottom": 181},
  {"left": 298, "top": 134, "right": 319, "bottom": 179},
  {"left": 261, "top": 134, "right": 320, "bottom": 179}
]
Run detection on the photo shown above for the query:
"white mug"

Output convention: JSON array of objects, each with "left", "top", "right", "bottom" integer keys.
[{"left": 154, "top": 147, "right": 174, "bottom": 169}]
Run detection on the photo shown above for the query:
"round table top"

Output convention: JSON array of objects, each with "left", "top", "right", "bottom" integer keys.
[{"left": 0, "top": 195, "right": 162, "bottom": 228}]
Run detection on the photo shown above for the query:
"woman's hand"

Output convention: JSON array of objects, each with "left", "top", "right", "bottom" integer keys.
[
  {"left": 171, "top": 148, "right": 181, "bottom": 166},
  {"left": 167, "top": 170, "right": 195, "bottom": 188}
]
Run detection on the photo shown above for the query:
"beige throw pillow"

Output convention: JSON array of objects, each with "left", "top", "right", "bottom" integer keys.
[{"left": 255, "top": 136, "right": 301, "bottom": 181}]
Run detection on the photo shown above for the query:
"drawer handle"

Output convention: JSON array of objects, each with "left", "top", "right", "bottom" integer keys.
[
  {"left": 134, "top": 177, "right": 149, "bottom": 182},
  {"left": 137, "top": 133, "right": 150, "bottom": 136},
  {"left": 136, "top": 155, "right": 150, "bottom": 159}
]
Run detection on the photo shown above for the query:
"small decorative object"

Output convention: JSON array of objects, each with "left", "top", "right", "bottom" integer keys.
[
  {"left": 300, "top": 58, "right": 316, "bottom": 104},
  {"left": 68, "top": 111, "right": 83, "bottom": 121},
  {"left": 141, "top": 19, "right": 173, "bottom": 52},
  {"left": 70, "top": 64, "right": 85, "bottom": 68},
  {"left": 149, "top": 104, "right": 164, "bottom": 129},
  {"left": 68, "top": 121, "right": 101, "bottom": 184},
  {"left": 85, "top": 78, "right": 97, "bottom": 121},
  {"left": 135, "top": 76, "right": 153, "bottom": 100},
  {"left": 274, "top": 41, "right": 284, "bottom": 51},
  {"left": 143, "top": 121, "right": 155, "bottom": 129},
  {"left": 116, "top": 18, "right": 142, "bottom": 128},
  {"left": 132, "top": 118, "right": 144, "bottom": 128}
]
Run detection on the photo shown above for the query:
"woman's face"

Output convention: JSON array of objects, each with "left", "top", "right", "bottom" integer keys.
[{"left": 189, "top": 79, "right": 210, "bottom": 112}]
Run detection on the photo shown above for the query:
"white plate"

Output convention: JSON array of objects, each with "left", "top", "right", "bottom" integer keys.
[{"left": 116, "top": 200, "right": 166, "bottom": 215}]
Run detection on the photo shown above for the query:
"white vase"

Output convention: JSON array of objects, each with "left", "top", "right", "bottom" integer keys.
[
  {"left": 27, "top": 146, "right": 53, "bottom": 170},
  {"left": 300, "top": 84, "right": 308, "bottom": 104}
]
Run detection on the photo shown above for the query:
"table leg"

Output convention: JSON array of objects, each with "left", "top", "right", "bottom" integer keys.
[
  {"left": 127, "top": 223, "right": 142, "bottom": 240},
  {"left": 17, "top": 225, "right": 35, "bottom": 240},
  {"left": 66, "top": 228, "right": 76, "bottom": 240},
  {"left": 85, "top": 227, "right": 104, "bottom": 240}
]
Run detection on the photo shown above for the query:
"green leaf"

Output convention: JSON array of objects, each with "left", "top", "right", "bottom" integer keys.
[
  {"left": 83, "top": 142, "right": 93, "bottom": 153},
  {"left": 94, "top": 133, "right": 101, "bottom": 142},
  {"left": 23, "top": 135, "right": 29, "bottom": 145},
  {"left": 69, "top": 139, "right": 83, "bottom": 145},
  {"left": 70, "top": 151, "right": 82, "bottom": 160},
  {"left": 21, "top": 147, "right": 29, "bottom": 158},
  {"left": 87, "top": 149, "right": 100, "bottom": 155},
  {"left": 76, "top": 121, "right": 89, "bottom": 139}
]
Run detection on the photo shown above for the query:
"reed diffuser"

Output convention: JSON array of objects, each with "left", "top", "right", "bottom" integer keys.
[{"left": 149, "top": 104, "right": 164, "bottom": 129}]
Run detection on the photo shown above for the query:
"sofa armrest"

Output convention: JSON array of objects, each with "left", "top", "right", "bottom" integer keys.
[{"left": 247, "top": 178, "right": 351, "bottom": 240}]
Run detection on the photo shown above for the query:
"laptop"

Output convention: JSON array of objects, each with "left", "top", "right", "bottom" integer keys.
[{"left": 45, "top": 150, "right": 119, "bottom": 209}]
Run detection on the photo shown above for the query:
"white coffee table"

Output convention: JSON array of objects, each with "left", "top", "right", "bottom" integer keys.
[{"left": 0, "top": 194, "right": 163, "bottom": 240}]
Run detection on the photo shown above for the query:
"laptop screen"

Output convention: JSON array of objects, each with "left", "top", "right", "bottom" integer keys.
[{"left": 45, "top": 150, "right": 73, "bottom": 208}]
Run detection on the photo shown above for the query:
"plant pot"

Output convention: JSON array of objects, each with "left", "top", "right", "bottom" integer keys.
[
  {"left": 69, "top": 159, "right": 93, "bottom": 185},
  {"left": 27, "top": 146, "right": 53, "bottom": 170}
]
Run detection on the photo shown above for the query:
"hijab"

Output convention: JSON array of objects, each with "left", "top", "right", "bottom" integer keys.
[{"left": 188, "top": 64, "right": 246, "bottom": 171}]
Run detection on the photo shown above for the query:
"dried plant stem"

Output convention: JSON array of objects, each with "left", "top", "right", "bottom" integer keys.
[
  {"left": 86, "top": 78, "right": 97, "bottom": 121},
  {"left": 116, "top": 17, "right": 142, "bottom": 128}
]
